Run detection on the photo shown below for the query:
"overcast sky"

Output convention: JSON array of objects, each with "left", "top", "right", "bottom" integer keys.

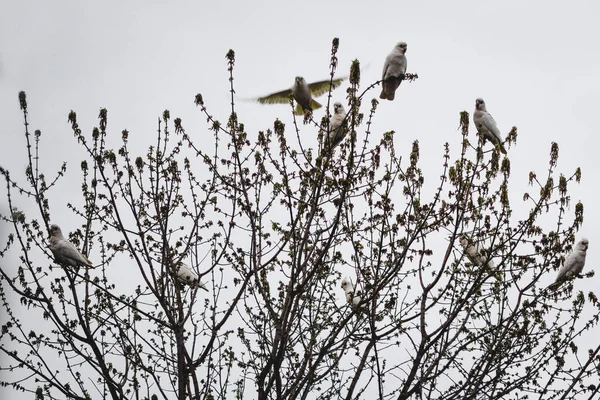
[{"left": 1, "top": 0, "right": 599, "bottom": 397}]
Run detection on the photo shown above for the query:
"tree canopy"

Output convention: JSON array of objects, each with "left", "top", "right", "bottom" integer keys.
[{"left": 1, "top": 39, "right": 598, "bottom": 400}]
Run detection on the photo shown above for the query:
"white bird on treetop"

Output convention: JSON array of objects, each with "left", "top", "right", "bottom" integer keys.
[
  {"left": 174, "top": 261, "right": 208, "bottom": 291},
  {"left": 48, "top": 224, "right": 93, "bottom": 268},
  {"left": 548, "top": 238, "right": 589, "bottom": 291},
  {"left": 380, "top": 42, "right": 408, "bottom": 101},
  {"left": 473, "top": 98, "right": 507, "bottom": 154}
]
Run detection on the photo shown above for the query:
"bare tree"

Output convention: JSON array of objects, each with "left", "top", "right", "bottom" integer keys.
[{"left": 1, "top": 39, "right": 598, "bottom": 400}]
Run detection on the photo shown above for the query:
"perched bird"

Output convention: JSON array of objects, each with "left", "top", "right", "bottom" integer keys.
[
  {"left": 380, "top": 42, "right": 408, "bottom": 101},
  {"left": 341, "top": 276, "right": 363, "bottom": 309},
  {"left": 324, "top": 102, "right": 347, "bottom": 154},
  {"left": 459, "top": 236, "right": 495, "bottom": 268},
  {"left": 256, "top": 76, "right": 345, "bottom": 115},
  {"left": 175, "top": 262, "right": 209, "bottom": 291},
  {"left": 473, "top": 98, "right": 507, "bottom": 154},
  {"left": 549, "top": 238, "right": 589, "bottom": 291},
  {"left": 48, "top": 224, "right": 93, "bottom": 268}
]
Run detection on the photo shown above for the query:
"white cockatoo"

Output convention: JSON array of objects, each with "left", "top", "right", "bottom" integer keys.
[
  {"left": 473, "top": 98, "right": 507, "bottom": 154},
  {"left": 324, "top": 102, "right": 347, "bottom": 153},
  {"left": 175, "top": 262, "right": 208, "bottom": 291},
  {"left": 459, "top": 236, "right": 495, "bottom": 269},
  {"left": 48, "top": 224, "right": 93, "bottom": 268},
  {"left": 549, "top": 238, "right": 589, "bottom": 291},
  {"left": 256, "top": 76, "right": 345, "bottom": 115},
  {"left": 380, "top": 42, "right": 408, "bottom": 101},
  {"left": 341, "top": 276, "right": 363, "bottom": 309}
]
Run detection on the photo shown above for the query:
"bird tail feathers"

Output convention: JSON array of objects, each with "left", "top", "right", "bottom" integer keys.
[
  {"left": 380, "top": 90, "right": 394, "bottom": 101},
  {"left": 82, "top": 254, "right": 94, "bottom": 266},
  {"left": 547, "top": 281, "right": 561, "bottom": 292},
  {"left": 294, "top": 99, "right": 322, "bottom": 115}
]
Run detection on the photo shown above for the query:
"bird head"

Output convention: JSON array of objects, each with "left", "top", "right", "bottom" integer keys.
[
  {"left": 475, "top": 98, "right": 487, "bottom": 111},
  {"left": 341, "top": 277, "right": 353, "bottom": 291},
  {"left": 459, "top": 236, "right": 469, "bottom": 249},
  {"left": 396, "top": 42, "right": 408, "bottom": 54},
  {"left": 49, "top": 224, "right": 63, "bottom": 238},
  {"left": 578, "top": 238, "right": 589, "bottom": 251},
  {"left": 295, "top": 76, "right": 305, "bottom": 85},
  {"left": 333, "top": 102, "right": 344, "bottom": 115}
]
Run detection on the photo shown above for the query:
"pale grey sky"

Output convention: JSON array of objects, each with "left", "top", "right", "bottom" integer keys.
[
  {"left": 1, "top": 0, "right": 599, "bottom": 398},
  {"left": 2, "top": 1, "right": 598, "bottom": 199}
]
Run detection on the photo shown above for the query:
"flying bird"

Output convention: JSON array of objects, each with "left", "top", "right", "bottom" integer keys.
[
  {"left": 175, "top": 262, "right": 209, "bottom": 291},
  {"left": 48, "top": 224, "right": 93, "bottom": 268},
  {"left": 548, "top": 238, "right": 589, "bottom": 291},
  {"left": 380, "top": 42, "right": 408, "bottom": 101},
  {"left": 473, "top": 98, "right": 507, "bottom": 154},
  {"left": 256, "top": 76, "right": 345, "bottom": 115},
  {"left": 324, "top": 102, "right": 347, "bottom": 154}
]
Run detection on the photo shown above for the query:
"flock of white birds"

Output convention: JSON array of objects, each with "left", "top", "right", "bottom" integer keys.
[
  {"left": 46, "top": 41, "right": 589, "bottom": 306},
  {"left": 255, "top": 42, "right": 511, "bottom": 157}
]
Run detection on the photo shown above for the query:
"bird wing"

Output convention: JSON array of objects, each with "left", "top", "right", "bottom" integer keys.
[
  {"left": 326, "top": 132, "right": 344, "bottom": 153},
  {"left": 328, "top": 115, "right": 346, "bottom": 140},
  {"left": 481, "top": 113, "right": 503, "bottom": 143},
  {"left": 383, "top": 53, "right": 407, "bottom": 79},
  {"left": 555, "top": 252, "right": 577, "bottom": 283},
  {"left": 59, "top": 240, "right": 92, "bottom": 266},
  {"left": 567, "top": 250, "right": 585, "bottom": 277},
  {"left": 464, "top": 244, "right": 480, "bottom": 265},
  {"left": 177, "top": 262, "right": 199, "bottom": 284},
  {"left": 307, "top": 77, "right": 345, "bottom": 98},
  {"left": 550, "top": 250, "right": 583, "bottom": 291},
  {"left": 256, "top": 88, "right": 294, "bottom": 105},
  {"left": 381, "top": 57, "right": 390, "bottom": 80}
]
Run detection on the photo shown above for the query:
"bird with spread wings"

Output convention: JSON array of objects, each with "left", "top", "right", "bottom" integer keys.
[{"left": 256, "top": 76, "right": 345, "bottom": 115}]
